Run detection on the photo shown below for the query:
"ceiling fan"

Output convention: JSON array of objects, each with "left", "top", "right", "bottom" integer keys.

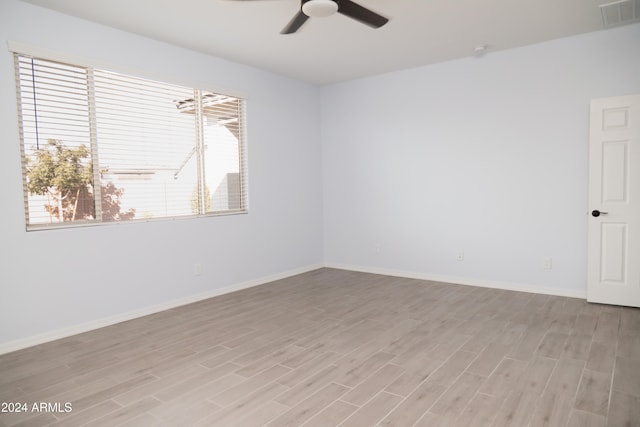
[{"left": 226, "top": 0, "right": 389, "bottom": 34}]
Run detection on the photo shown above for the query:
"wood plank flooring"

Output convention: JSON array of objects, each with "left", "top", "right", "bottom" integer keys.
[{"left": 1, "top": 268, "right": 639, "bottom": 426}]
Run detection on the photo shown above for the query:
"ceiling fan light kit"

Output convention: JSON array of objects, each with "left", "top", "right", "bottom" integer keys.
[{"left": 302, "top": 0, "right": 339, "bottom": 17}]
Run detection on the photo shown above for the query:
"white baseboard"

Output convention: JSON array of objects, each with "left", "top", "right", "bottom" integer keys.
[
  {"left": 0, "top": 263, "right": 323, "bottom": 355},
  {"left": 324, "top": 263, "right": 587, "bottom": 299}
]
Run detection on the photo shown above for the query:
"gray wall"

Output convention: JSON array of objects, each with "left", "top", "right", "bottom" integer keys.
[{"left": 321, "top": 23, "right": 640, "bottom": 296}]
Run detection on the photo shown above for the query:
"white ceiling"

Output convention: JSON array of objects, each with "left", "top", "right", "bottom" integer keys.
[{"left": 21, "top": 0, "right": 624, "bottom": 85}]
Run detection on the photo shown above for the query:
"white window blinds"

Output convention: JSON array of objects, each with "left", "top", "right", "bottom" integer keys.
[{"left": 14, "top": 54, "right": 247, "bottom": 230}]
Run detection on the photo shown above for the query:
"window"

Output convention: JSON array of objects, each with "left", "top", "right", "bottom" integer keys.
[{"left": 14, "top": 53, "right": 247, "bottom": 230}]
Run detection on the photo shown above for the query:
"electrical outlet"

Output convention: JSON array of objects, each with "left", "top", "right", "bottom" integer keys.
[
  {"left": 194, "top": 263, "right": 202, "bottom": 276},
  {"left": 375, "top": 243, "right": 381, "bottom": 254},
  {"left": 542, "top": 257, "right": 552, "bottom": 270},
  {"left": 457, "top": 252, "right": 464, "bottom": 261}
]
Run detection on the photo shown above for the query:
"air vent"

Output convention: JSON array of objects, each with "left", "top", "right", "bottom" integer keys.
[{"left": 599, "top": 0, "right": 640, "bottom": 28}]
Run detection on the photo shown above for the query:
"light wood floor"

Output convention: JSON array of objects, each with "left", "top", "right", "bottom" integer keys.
[{"left": 1, "top": 268, "right": 639, "bottom": 427}]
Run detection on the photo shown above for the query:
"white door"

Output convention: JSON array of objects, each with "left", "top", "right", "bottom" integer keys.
[{"left": 587, "top": 94, "right": 640, "bottom": 307}]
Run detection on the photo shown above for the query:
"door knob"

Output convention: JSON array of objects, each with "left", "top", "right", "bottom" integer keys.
[{"left": 592, "top": 210, "right": 608, "bottom": 217}]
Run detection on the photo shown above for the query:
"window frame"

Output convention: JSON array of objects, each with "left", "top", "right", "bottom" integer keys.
[{"left": 10, "top": 42, "right": 249, "bottom": 231}]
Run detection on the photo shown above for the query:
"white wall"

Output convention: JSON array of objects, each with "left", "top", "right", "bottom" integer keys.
[
  {"left": 0, "top": 0, "right": 323, "bottom": 350},
  {"left": 321, "top": 23, "right": 640, "bottom": 296}
]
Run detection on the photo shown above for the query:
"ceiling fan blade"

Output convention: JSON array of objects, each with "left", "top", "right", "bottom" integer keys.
[
  {"left": 281, "top": 10, "right": 309, "bottom": 34},
  {"left": 337, "top": 0, "right": 388, "bottom": 28}
]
